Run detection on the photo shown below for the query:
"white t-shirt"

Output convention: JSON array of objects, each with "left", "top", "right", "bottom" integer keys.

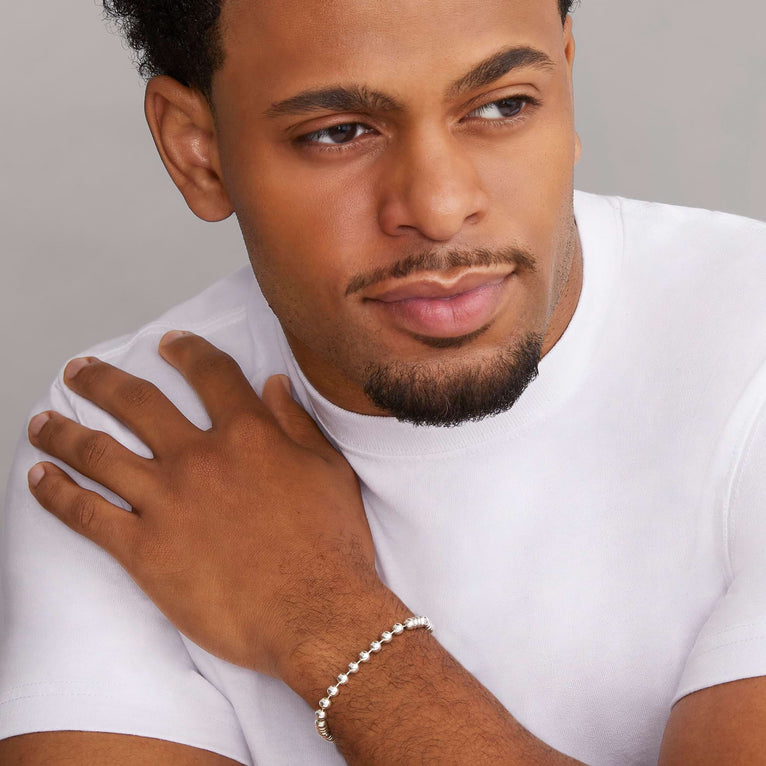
[{"left": 2, "top": 192, "right": 766, "bottom": 765}]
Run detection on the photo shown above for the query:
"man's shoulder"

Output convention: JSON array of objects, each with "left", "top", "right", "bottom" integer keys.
[
  {"left": 78, "top": 265, "right": 267, "bottom": 365},
  {"left": 573, "top": 193, "right": 766, "bottom": 429},
  {"left": 41, "top": 265, "right": 286, "bottom": 436},
  {"left": 612, "top": 194, "right": 766, "bottom": 265},
  {"left": 581, "top": 192, "right": 766, "bottom": 328}
]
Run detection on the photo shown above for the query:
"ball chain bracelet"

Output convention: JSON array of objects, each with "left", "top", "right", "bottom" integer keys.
[{"left": 314, "top": 615, "right": 433, "bottom": 741}]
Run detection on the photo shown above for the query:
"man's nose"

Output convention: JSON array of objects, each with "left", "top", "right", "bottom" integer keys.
[{"left": 377, "top": 130, "right": 490, "bottom": 242}]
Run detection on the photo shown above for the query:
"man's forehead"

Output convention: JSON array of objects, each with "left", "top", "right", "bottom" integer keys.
[{"left": 217, "top": 0, "right": 564, "bottom": 105}]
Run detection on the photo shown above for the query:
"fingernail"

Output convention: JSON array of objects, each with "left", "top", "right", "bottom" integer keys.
[
  {"left": 28, "top": 463, "right": 46, "bottom": 488},
  {"left": 28, "top": 412, "right": 51, "bottom": 438},
  {"left": 161, "top": 330, "right": 192, "bottom": 345},
  {"left": 64, "top": 357, "right": 94, "bottom": 381}
]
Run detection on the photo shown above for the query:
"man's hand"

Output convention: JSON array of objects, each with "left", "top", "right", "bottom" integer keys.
[{"left": 26, "top": 331, "right": 391, "bottom": 682}]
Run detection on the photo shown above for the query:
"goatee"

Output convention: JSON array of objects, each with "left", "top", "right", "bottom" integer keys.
[{"left": 363, "top": 333, "right": 543, "bottom": 427}]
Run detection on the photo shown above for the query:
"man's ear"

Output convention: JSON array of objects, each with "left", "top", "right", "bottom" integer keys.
[
  {"left": 562, "top": 17, "right": 581, "bottom": 165},
  {"left": 144, "top": 76, "right": 234, "bottom": 222},
  {"left": 563, "top": 15, "right": 575, "bottom": 72}
]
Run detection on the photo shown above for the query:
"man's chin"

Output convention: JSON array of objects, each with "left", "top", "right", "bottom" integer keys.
[{"left": 362, "top": 333, "right": 544, "bottom": 427}]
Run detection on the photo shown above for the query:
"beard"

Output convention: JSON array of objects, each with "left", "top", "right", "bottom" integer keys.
[{"left": 362, "top": 332, "right": 543, "bottom": 427}]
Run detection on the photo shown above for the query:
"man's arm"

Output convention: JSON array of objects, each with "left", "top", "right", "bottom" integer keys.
[
  {"left": 5, "top": 661, "right": 766, "bottom": 765},
  {"left": 660, "top": 677, "right": 766, "bottom": 763},
  {"left": 283, "top": 591, "right": 766, "bottom": 764},
  {"left": 289, "top": 611, "right": 766, "bottom": 765},
  {"left": 23, "top": 333, "right": 766, "bottom": 765},
  {"left": 0, "top": 732, "right": 242, "bottom": 765},
  {"left": 285, "top": 599, "right": 583, "bottom": 764}
]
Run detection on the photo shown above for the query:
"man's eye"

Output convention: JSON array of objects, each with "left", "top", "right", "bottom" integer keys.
[
  {"left": 302, "top": 123, "right": 372, "bottom": 145},
  {"left": 468, "top": 97, "right": 531, "bottom": 120}
]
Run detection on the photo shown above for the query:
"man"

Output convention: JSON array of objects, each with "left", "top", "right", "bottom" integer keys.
[{"left": 1, "top": 0, "right": 766, "bottom": 763}]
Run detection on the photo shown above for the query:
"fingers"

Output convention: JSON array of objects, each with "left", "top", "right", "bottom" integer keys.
[
  {"left": 260, "top": 375, "right": 340, "bottom": 460},
  {"left": 27, "top": 461, "right": 140, "bottom": 565},
  {"left": 28, "top": 410, "right": 154, "bottom": 505},
  {"left": 63, "top": 356, "right": 192, "bottom": 454},
  {"left": 158, "top": 331, "right": 269, "bottom": 425}
]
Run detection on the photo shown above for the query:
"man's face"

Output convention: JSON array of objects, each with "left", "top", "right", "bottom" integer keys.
[{"left": 210, "top": 0, "right": 580, "bottom": 422}]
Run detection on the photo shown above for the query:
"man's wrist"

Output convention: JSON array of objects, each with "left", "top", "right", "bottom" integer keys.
[{"left": 278, "top": 584, "right": 413, "bottom": 707}]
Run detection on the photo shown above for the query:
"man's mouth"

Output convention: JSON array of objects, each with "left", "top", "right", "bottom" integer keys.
[{"left": 365, "top": 270, "right": 514, "bottom": 339}]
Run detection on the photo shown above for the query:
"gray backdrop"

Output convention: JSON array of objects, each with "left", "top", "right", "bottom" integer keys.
[{"left": 2, "top": 0, "right": 765, "bottom": 501}]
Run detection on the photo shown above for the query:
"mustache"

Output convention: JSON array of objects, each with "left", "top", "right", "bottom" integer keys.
[{"left": 345, "top": 245, "right": 536, "bottom": 297}]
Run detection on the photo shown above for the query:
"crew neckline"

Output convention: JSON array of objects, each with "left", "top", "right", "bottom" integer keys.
[{"left": 275, "top": 191, "right": 623, "bottom": 457}]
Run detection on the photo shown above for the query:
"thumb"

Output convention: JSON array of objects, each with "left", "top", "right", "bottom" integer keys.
[{"left": 260, "top": 375, "right": 336, "bottom": 456}]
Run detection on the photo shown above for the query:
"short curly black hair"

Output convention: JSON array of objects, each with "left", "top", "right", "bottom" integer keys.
[{"left": 104, "top": 1, "right": 577, "bottom": 100}]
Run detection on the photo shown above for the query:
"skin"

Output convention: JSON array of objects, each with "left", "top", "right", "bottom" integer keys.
[
  {"left": 5, "top": 0, "right": 766, "bottom": 763},
  {"left": 148, "top": 0, "right": 583, "bottom": 415}
]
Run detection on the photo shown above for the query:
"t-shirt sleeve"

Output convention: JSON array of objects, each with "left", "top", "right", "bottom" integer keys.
[
  {"left": 672, "top": 380, "right": 766, "bottom": 704},
  {"left": 0, "top": 377, "right": 252, "bottom": 765}
]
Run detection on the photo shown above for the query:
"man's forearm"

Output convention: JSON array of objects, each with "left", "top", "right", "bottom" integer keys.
[{"left": 284, "top": 590, "right": 585, "bottom": 765}]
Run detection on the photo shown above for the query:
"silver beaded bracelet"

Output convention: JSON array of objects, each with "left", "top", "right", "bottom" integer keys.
[{"left": 314, "top": 615, "right": 433, "bottom": 741}]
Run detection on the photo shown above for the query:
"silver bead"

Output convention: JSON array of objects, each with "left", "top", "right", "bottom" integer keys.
[
  {"left": 403, "top": 615, "right": 432, "bottom": 631},
  {"left": 314, "top": 617, "right": 434, "bottom": 742}
]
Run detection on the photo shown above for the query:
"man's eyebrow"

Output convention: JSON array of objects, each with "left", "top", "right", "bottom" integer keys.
[
  {"left": 264, "top": 46, "right": 555, "bottom": 119},
  {"left": 265, "top": 85, "right": 404, "bottom": 118},
  {"left": 447, "top": 46, "right": 556, "bottom": 99}
]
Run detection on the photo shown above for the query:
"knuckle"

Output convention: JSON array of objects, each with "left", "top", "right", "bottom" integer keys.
[
  {"left": 74, "top": 494, "right": 100, "bottom": 533},
  {"left": 79, "top": 432, "right": 112, "bottom": 470},
  {"left": 224, "top": 410, "right": 262, "bottom": 445},
  {"left": 190, "top": 352, "right": 220, "bottom": 380},
  {"left": 193, "top": 350, "right": 241, "bottom": 381},
  {"left": 116, "top": 378, "right": 160, "bottom": 410},
  {"left": 176, "top": 439, "right": 217, "bottom": 476},
  {"left": 41, "top": 472, "right": 65, "bottom": 507}
]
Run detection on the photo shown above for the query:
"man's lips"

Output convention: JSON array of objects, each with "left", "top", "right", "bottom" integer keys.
[
  {"left": 365, "top": 270, "right": 514, "bottom": 339},
  {"left": 368, "top": 270, "right": 512, "bottom": 302}
]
